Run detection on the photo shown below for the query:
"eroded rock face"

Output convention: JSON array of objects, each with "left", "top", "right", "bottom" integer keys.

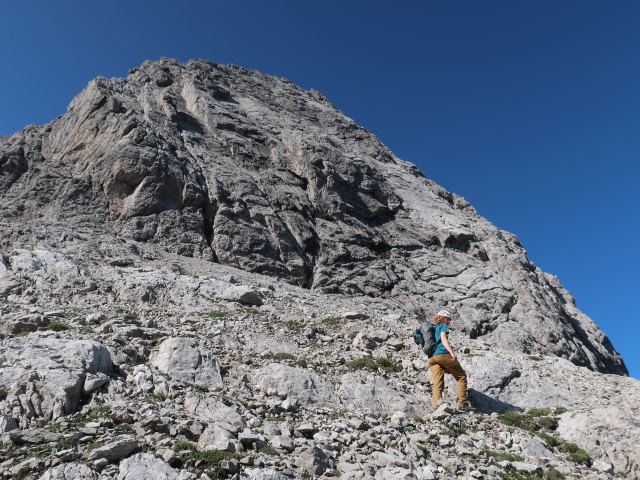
[{"left": 0, "top": 57, "right": 625, "bottom": 375}]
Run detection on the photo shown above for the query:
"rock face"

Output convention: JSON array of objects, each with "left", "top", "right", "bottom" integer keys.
[
  {"left": 0, "top": 58, "right": 637, "bottom": 480},
  {"left": 0, "top": 57, "right": 625, "bottom": 375}
]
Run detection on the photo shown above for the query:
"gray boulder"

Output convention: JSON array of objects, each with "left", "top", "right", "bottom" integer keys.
[
  {"left": 39, "top": 463, "right": 97, "bottom": 480},
  {"left": 296, "top": 446, "right": 332, "bottom": 476},
  {"left": 150, "top": 337, "right": 223, "bottom": 389},
  {"left": 0, "top": 335, "right": 112, "bottom": 422},
  {"left": 117, "top": 453, "right": 180, "bottom": 480},
  {"left": 252, "top": 363, "right": 338, "bottom": 407},
  {"left": 339, "top": 373, "right": 428, "bottom": 416},
  {"left": 87, "top": 437, "right": 138, "bottom": 462},
  {"left": 183, "top": 394, "right": 245, "bottom": 432}
]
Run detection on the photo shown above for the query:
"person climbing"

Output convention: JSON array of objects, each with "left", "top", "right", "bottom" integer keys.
[{"left": 427, "top": 310, "right": 475, "bottom": 412}]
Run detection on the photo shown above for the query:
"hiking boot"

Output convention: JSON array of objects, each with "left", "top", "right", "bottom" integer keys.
[{"left": 457, "top": 403, "right": 476, "bottom": 413}]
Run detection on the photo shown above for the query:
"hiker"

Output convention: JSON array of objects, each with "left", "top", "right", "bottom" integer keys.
[{"left": 427, "top": 310, "right": 474, "bottom": 412}]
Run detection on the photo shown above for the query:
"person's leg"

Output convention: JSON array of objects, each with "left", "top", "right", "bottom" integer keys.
[
  {"left": 428, "top": 357, "right": 445, "bottom": 408},
  {"left": 439, "top": 355, "right": 469, "bottom": 405}
]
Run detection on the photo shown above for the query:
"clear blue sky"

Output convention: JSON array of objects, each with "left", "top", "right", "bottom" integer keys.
[{"left": 1, "top": 1, "right": 638, "bottom": 378}]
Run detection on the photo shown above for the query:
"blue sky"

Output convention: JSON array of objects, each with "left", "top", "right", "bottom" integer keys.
[{"left": 1, "top": 1, "right": 638, "bottom": 378}]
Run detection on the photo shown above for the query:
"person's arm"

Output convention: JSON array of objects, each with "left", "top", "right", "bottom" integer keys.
[{"left": 440, "top": 331, "right": 457, "bottom": 362}]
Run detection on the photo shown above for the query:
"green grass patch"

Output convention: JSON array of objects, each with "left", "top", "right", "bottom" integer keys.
[
  {"left": 86, "top": 442, "right": 101, "bottom": 452},
  {"left": 536, "top": 432, "right": 560, "bottom": 448},
  {"left": 545, "top": 469, "right": 565, "bottom": 480},
  {"left": 484, "top": 449, "right": 524, "bottom": 462},
  {"left": 15, "top": 467, "right": 32, "bottom": 479},
  {"left": 284, "top": 320, "right": 303, "bottom": 330},
  {"left": 443, "top": 426, "right": 466, "bottom": 438},
  {"left": 561, "top": 442, "right": 591, "bottom": 465},
  {"left": 528, "top": 355, "right": 542, "bottom": 361},
  {"left": 271, "top": 352, "right": 296, "bottom": 361},
  {"left": 527, "top": 407, "right": 551, "bottom": 417},
  {"left": 538, "top": 416, "right": 558, "bottom": 430},
  {"left": 259, "top": 445, "right": 280, "bottom": 455},
  {"left": 499, "top": 411, "right": 525, "bottom": 427},
  {"left": 501, "top": 465, "right": 544, "bottom": 480},
  {"left": 348, "top": 356, "right": 401, "bottom": 373},
  {"left": 185, "top": 449, "right": 239, "bottom": 466},
  {"left": 174, "top": 441, "right": 198, "bottom": 452},
  {"left": 222, "top": 396, "right": 248, "bottom": 408},
  {"left": 322, "top": 316, "right": 342, "bottom": 326},
  {"left": 114, "top": 424, "right": 136, "bottom": 435},
  {"left": 47, "top": 321, "right": 70, "bottom": 331},
  {"left": 184, "top": 382, "right": 209, "bottom": 393},
  {"left": 554, "top": 406, "right": 568, "bottom": 415},
  {"left": 295, "top": 359, "right": 309, "bottom": 368}
]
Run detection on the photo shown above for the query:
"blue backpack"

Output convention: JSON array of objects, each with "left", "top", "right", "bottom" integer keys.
[{"left": 412, "top": 322, "right": 437, "bottom": 357}]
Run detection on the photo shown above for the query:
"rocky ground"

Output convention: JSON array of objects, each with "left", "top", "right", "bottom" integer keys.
[{"left": 1, "top": 248, "right": 638, "bottom": 479}]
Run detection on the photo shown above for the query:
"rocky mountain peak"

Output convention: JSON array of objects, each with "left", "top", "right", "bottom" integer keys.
[{"left": 0, "top": 57, "right": 625, "bottom": 376}]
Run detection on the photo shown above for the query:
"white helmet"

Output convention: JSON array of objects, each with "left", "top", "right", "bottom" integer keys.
[{"left": 435, "top": 310, "right": 452, "bottom": 319}]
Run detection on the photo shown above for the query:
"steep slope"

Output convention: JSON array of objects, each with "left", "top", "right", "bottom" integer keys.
[{"left": 0, "top": 57, "right": 626, "bottom": 377}]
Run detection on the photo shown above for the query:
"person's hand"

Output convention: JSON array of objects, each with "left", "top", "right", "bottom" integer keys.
[{"left": 450, "top": 353, "right": 457, "bottom": 362}]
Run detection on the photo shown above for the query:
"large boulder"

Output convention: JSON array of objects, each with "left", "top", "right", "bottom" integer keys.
[
  {"left": 251, "top": 363, "right": 338, "bottom": 407},
  {"left": 150, "top": 337, "right": 223, "bottom": 389},
  {"left": 0, "top": 334, "right": 112, "bottom": 424},
  {"left": 117, "top": 453, "right": 181, "bottom": 480},
  {"left": 338, "top": 373, "right": 428, "bottom": 416},
  {"left": 39, "top": 463, "right": 97, "bottom": 480}
]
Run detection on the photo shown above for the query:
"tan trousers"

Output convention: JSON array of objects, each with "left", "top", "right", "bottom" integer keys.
[{"left": 428, "top": 354, "right": 469, "bottom": 407}]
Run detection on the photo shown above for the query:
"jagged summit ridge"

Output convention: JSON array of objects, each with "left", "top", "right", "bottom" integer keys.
[{"left": 0, "top": 57, "right": 626, "bottom": 375}]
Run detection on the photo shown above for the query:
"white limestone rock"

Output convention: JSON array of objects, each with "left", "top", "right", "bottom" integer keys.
[{"left": 150, "top": 337, "right": 223, "bottom": 389}]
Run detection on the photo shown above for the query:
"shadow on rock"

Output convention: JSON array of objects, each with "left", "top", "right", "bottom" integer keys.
[{"left": 469, "top": 389, "right": 522, "bottom": 414}]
